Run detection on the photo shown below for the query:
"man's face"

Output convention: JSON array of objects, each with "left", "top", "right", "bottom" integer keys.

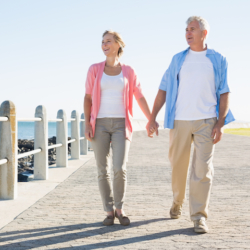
[{"left": 185, "top": 20, "right": 207, "bottom": 46}]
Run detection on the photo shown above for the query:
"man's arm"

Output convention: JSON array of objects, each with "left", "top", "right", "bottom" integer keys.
[
  {"left": 146, "top": 89, "right": 166, "bottom": 137},
  {"left": 211, "top": 92, "right": 230, "bottom": 144}
]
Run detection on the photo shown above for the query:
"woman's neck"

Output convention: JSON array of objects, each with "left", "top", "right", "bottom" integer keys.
[{"left": 105, "top": 56, "right": 120, "bottom": 67}]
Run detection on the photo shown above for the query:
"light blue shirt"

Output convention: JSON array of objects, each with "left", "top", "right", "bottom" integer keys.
[{"left": 159, "top": 46, "right": 235, "bottom": 129}]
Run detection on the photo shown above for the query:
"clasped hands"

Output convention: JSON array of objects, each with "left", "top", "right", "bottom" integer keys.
[{"left": 146, "top": 120, "right": 159, "bottom": 138}]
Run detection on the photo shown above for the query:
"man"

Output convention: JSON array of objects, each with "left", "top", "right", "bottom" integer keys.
[{"left": 147, "top": 16, "right": 234, "bottom": 233}]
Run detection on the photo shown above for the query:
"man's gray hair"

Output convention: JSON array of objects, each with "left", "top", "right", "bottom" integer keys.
[{"left": 186, "top": 16, "right": 210, "bottom": 36}]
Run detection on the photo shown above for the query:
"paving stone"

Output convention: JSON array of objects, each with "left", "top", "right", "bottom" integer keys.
[{"left": 0, "top": 130, "right": 249, "bottom": 249}]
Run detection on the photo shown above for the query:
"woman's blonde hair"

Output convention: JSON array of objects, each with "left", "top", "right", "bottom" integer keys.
[{"left": 102, "top": 30, "right": 125, "bottom": 57}]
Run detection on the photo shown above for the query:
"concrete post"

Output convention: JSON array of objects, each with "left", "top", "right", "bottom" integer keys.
[
  {"left": 71, "top": 110, "right": 80, "bottom": 159},
  {"left": 0, "top": 100, "right": 17, "bottom": 199},
  {"left": 56, "top": 110, "right": 68, "bottom": 167},
  {"left": 80, "top": 113, "right": 88, "bottom": 155},
  {"left": 34, "top": 105, "right": 48, "bottom": 180}
]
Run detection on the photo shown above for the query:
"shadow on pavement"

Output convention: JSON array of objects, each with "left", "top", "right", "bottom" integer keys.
[
  {"left": 0, "top": 218, "right": 198, "bottom": 249},
  {"left": 60, "top": 227, "right": 197, "bottom": 250}
]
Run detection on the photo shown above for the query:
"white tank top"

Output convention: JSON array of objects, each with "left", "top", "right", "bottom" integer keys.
[{"left": 97, "top": 71, "right": 125, "bottom": 118}]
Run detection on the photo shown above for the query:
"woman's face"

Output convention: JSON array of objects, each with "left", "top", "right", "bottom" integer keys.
[{"left": 102, "top": 33, "right": 120, "bottom": 58}]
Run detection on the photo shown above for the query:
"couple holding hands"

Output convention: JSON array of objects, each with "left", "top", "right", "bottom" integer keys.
[{"left": 84, "top": 16, "right": 234, "bottom": 233}]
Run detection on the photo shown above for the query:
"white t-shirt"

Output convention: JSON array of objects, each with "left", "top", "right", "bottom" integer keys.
[
  {"left": 97, "top": 71, "right": 125, "bottom": 118},
  {"left": 175, "top": 49, "right": 217, "bottom": 120}
]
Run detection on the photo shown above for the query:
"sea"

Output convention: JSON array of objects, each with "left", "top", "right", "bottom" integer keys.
[{"left": 18, "top": 122, "right": 72, "bottom": 140}]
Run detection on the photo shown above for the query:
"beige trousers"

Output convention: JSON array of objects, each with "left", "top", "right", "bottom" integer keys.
[
  {"left": 169, "top": 118, "right": 217, "bottom": 221},
  {"left": 91, "top": 118, "right": 130, "bottom": 212}
]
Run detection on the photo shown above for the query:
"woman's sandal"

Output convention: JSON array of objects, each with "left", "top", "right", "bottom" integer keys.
[
  {"left": 103, "top": 214, "right": 114, "bottom": 226},
  {"left": 115, "top": 210, "right": 130, "bottom": 226}
]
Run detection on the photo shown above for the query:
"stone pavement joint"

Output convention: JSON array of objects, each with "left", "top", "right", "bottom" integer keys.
[{"left": 0, "top": 130, "right": 250, "bottom": 249}]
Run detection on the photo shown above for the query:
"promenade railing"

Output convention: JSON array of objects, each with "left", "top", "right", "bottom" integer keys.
[{"left": 0, "top": 100, "right": 88, "bottom": 200}]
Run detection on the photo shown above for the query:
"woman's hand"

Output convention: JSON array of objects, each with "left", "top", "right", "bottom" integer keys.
[
  {"left": 146, "top": 120, "right": 159, "bottom": 138},
  {"left": 85, "top": 123, "right": 93, "bottom": 141}
]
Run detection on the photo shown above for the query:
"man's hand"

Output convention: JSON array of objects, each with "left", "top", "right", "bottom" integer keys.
[
  {"left": 211, "top": 121, "right": 224, "bottom": 144},
  {"left": 85, "top": 123, "right": 93, "bottom": 141},
  {"left": 211, "top": 92, "right": 229, "bottom": 144},
  {"left": 146, "top": 120, "right": 159, "bottom": 138}
]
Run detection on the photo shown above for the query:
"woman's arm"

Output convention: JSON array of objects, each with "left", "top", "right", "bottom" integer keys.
[
  {"left": 84, "top": 94, "right": 93, "bottom": 141},
  {"left": 136, "top": 96, "right": 151, "bottom": 120},
  {"left": 146, "top": 89, "right": 166, "bottom": 137}
]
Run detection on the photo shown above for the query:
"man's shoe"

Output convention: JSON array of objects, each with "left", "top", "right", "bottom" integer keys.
[
  {"left": 103, "top": 215, "right": 114, "bottom": 226},
  {"left": 170, "top": 202, "right": 182, "bottom": 219},
  {"left": 193, "top": 218, "right": 209, "bottom": 233}
]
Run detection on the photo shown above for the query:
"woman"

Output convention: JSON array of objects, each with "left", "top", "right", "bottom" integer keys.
[{"left": 84, "top": 30, "right": 151, "bottom": 226}]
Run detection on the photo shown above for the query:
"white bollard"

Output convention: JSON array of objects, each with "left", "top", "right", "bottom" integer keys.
[
  {"left": 71, "top": 110, "right": 80, "bottom": 159},
  {"left": 0, "top": 100, "right": 17, "bottom": 199},
  {"left": 80, "top": 113, "right": 88, "bottom": 155},
  {"left": 56, "top": 110, "right": 68, "bottom": 167},
  {"left": 34, "top": 105, "right": 48, "bottom": 180}
]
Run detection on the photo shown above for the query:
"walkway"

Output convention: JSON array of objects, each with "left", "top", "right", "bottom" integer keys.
[{"left": 0, "top": 130, "right": 250, "bottom": 249}]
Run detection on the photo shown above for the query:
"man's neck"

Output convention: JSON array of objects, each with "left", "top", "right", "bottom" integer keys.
[{"left": 190, "top": 43, "right": 207, "bottom": 52}]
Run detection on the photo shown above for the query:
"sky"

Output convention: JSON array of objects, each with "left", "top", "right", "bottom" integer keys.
[{"left": 0, "top": 0, "right": 250, "bottom": 122}]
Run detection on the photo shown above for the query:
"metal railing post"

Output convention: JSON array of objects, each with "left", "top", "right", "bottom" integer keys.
[
  {"left": 80, "top": 113, "right": 88, "bottom": 155},
  {"left": 0, "top": 100, "right": 17, "bottom": 199},
  {"left": 71, "top": 110, "right": 80, "bottom": 159},
  {"left": 56, "top": 110, "right": 68, "bottom": 167},
  {"left": 34, "top": 105, "right": 48, "bottom": 180}
]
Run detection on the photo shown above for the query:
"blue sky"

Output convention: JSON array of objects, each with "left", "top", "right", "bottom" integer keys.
[{"left": 0, "top": 0, "right": 249, "bottom": 121}]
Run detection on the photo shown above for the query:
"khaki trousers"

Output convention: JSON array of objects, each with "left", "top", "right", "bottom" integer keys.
[
  {"left": 169, "top": 118, "right": 217, "bottom": 221},
  {"left": 91, "top": 118, "right": 130, "bottom": 212}
]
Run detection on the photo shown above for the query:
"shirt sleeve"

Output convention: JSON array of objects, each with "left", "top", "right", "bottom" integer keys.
[
  {"left": 159, "top": 57, "right": 174, "bottom": 91},
  {"left": 219, "top": 57, "right": 230, "bottom": 95},
  {"left": 85, "top": 65, "right": 95, "bottom": 95},
  {"left": 133, "top": 70, "right": 144, "bottom": 100}
]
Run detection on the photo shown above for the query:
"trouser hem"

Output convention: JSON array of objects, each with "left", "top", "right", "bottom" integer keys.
[
  {"left": 190, "top": 215, "right": 207, "bottom": 221},
  {"left": 104, "top": 207, "right": 114, "bottom": 212},
  {"left": 115, "top": 205, "right": 123, "bottom": 210}
]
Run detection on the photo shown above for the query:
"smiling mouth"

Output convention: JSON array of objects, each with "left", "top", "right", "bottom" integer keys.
[{"left": 104, "top": 48, "right": 109, "bottom": 52}]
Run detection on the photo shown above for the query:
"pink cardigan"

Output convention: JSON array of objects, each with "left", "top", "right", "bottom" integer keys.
[{"left": 85, "top": 61, "right": 144, "bottom": 141}]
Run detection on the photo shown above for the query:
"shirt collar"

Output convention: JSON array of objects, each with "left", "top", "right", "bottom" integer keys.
[{"left": 185, "top": 44, "right": 215, "bottom": 55}]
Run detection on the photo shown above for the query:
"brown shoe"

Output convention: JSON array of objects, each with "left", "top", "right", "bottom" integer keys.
[
  {"left": 103, "top": 215, "right": 114, "bottom": 226},
  {"left": 115, "top": 211, "right": 130, "bottom": 226}
]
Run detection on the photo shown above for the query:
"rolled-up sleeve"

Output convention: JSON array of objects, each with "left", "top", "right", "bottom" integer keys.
[
  {"left": 133, "top": 71, "right": 144, "bottom": 100},
  {"left": 219, "top": 57, "right": 230, "bottom": 95},
  {"left": 85, "top": 65, "right": 95, "bottom": 95}
]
